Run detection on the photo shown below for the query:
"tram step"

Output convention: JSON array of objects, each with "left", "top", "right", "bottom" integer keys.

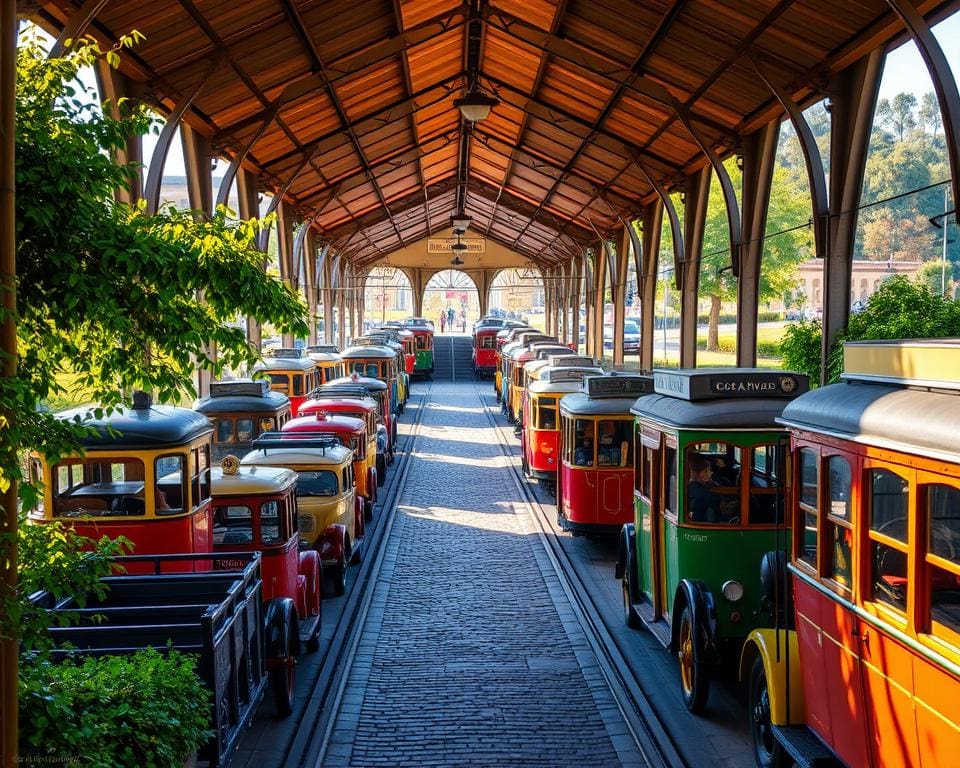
[
  {"left": 637, "top": 603, "right": 672, "bottom": 649},
  {"left": 772, "top": 725, "right": 842, "bottom": 768}
]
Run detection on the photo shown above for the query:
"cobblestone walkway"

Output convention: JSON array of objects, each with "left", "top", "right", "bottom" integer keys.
[{"left": 322, "top": 382, "right": 648, "bottom": 768}]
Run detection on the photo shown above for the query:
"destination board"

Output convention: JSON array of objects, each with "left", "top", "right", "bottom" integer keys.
[
  {"left": 548, "top": 355, "right": 598, "bottom": 368},
  {"left": 535, "top": 347, "right": 575, "bottom": 360},
  {"left": 842, "top": 339, "right": 960, "bottom": 389},
  {"left": 652, "top": 368, "right": 809, "bottom": 401},
  {"left": 265, "top": 347, "right": 305, "bottom": 359},
  {"left": 306, "top": 344, "right": 340, "bottom": 354},
  {"left": 542, "top": 368, "right": 599, "bottom": 383},
  {"left": 209, "top": 379, "right": 271, "bottom": 398},
  {"left": 584, "top": 374, "right": 654, "bottom": 398}
]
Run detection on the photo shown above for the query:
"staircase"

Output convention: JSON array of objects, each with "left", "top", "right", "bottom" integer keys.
[{"left": 432, "top": 335, "right": 476, "bottom": 381}]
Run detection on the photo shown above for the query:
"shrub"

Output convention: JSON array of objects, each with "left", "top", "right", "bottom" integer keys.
[
  {"left": 780, "top": 320, "right": 823, "bottom": 383},
  {"left": 20, "top": 647, "right": 211, "bottom": 768}
]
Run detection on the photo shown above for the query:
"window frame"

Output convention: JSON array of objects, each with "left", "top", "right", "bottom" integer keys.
[
  {"left": 918, "top": 473, "right": 960, "bottom": 651},
  {"left": 794, "top": 443, "right": 821, "bottom": 575}
]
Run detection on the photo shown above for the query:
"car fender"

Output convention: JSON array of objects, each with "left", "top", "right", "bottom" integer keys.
[
  {"left": 739, "top": 628, "right": 806, "bottom": 726},
  {"left": 264, "top": 596, "right": 299, "bottom": 664},
  {"left": 366, "top": 466, "right": 377, "bottom": 502},
  {"left": 298, "top": 549, "right": 322, "bottom": 618},
  {"left": 670, "top": 579, "right": 719, "bottom": 664},
  {"left": 354, "top": 495, "right": 364, "bottom": 538},
  {"left": 317, "top": 524, "right": 347, "bottom": 564}
]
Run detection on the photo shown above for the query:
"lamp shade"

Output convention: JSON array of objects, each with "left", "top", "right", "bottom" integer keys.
[
  {"left": 454, "top": 90, "right": 499, "bottom": 122},
  {"left": 450, "top": 214, "right": 471, "bottom": 233},
  {"left": 450, "top": 255, "right": 465, "bottom": 266},
  {"left": 450, "top": 240, "right": 468, "bottom": 252}
]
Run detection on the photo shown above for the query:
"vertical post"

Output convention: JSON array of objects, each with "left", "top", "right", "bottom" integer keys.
[
  {"left": 276, "top": 201, "right": 295, "bottom": 347},
  {"left": 237, "top": 168, "right": 263, "bottom": 349},
  {"left": 321, "top": 250, "right": 335, "bottom": 344},
  {"left": 611, "top": 228, "right": 630, "bottom": 367},
  {"left": 0, "top": 1, "right": 17, "bottom": 765},
  {"left": 304, "top": 232, "right": 319, "bottom": 345},
  {"left": 679, "top": 167, "right": 712, "bottom": 368},
  {"left": 639, "top": 201, "right": 663, "bottom": 371}
]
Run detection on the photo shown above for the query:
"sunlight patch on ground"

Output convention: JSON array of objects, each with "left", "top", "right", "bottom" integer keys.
[
  {"left": 411, "top": 451, "right": 513, "bottom": 469},
  {"left": 418, "top": 425, "right": 502, "bottom": 444},
  {"left": 400, "top": 503, "right": 530, "bottom": 532},
  {"left": 424, "top": 402, "right": 485, "bottom": 414}
]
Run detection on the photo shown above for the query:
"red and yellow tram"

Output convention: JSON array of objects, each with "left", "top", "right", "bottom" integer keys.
[
  {"left": 742, "top": 339, "right": 960, "bottom": 768},
  {"left": 305, "top": 344, "right": 345, "bottom": 385},
  {"left": 558, "top": 374, "right": 653, "bottom": 534},
  {"left": 521, "top": 364, "right": 604, "bottom": 489},
  {"left": 29, "top": 393, "right": 213, "bottom": 572},
  {"left": 326, "top": 374, "right": 396, "bottom": 462},
  {"left": 403, "top": 320, "right": 434, "bottom": 378},
  {"left": 252, "top": 347, "right": 318, "bottom": 416},
  {"left": 473, "top": 326, "right": 499, "bottom": 378}
]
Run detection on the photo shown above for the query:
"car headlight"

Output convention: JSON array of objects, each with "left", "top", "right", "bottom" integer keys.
[{"left": 721, "top": 580, "right": 744, "bottom": 602}]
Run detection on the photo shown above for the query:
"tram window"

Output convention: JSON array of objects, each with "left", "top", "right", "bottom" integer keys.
[
  {"left": 638, "top": 442, "right": 654, "bottom": 499},
  {"left": 260, "top": 417, "right": 276, "bottom": 433},
  {"left": 293, "top": 374, "right": 305, "bottom": 396},
  {"left": 665, "top": 445, "right": 678, "bottom": 517},
  {"left": 797, "top": 448, "right": 818, "bottom": 570},
  {"left": 236, "top": 419, "right": 254, "bottom": 443},
  {"left": 213, "top": 505, "right": 254, "bottom": 545},
  {"left": 868, "top": 468, "right": 909, "bottom": 612},
  {"left": 30, "top": 459, "right": 44, "bottom": 515},
  {"left": 685, "top": 443, "right": 741, "bottom": 523},
  {"left": 825, "top": 457, "right": 854, "bottom": 589},
  {"left": 749, "top": 445, "right": 784, "bottom": 525},
  {"left": 926, "top": 484, "right": 960, "bottom": 636},
  {"left": 267, "top": 373, "right": 289, "bottom": 393},
  {"left": 191, "top": 445, "right": 211, "bottom": 509},
  {"left": 597, "top": 420, "right": 632, "bottom": 468},
  {"left": 572, "top": 419, "right": 595, "bottom": 467},
  {"left": 297, "top": 470, "right": 338, "bottom": 496},
  {"left": 151, "top": 455, "right": 183, "bottom": 515},
  {"left": 480, "top": 335, "right": 495, "bottom": 349},
  {"left": 53, "top": 457, "right": 147, "bottom": 517},
  {"left": 216, "top": 419, "right": 234, "bottom": 444},
  {"left": 260, "top": 500, "right": 285, "bottom": 544},
  {"left": 536, "top": 397, "right": 558, "bottom": 430}
]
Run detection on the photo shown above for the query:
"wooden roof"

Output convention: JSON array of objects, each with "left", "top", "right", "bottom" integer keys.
[{"left": 29, "top": 0, "right": 959, "bottom": 268}]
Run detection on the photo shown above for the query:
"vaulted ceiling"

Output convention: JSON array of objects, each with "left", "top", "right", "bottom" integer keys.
[{"left": 29, "top": 0, "right": 959, "bottom": 269}]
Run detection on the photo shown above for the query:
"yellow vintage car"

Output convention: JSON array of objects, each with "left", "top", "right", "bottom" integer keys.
[{"left": 240, "top": 434, "right": 362, "bottom": 596}]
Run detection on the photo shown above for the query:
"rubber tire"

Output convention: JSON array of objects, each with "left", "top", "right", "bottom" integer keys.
[
  {"left": 377, "top": 454, "right": 387, "bottom": 486},
  {"left": 304, "top": 613, "right": 321, "bottom": 654},
  {"left": 749, "top": 656, "right": 791, "bottom": 768},
  {"left": 677, "top": 603, "right": 709, "bottom": 714},
  {"left": 622, "top": 567, "right": 642, "bottom": 630},
  {"left": 330, "top": 547, "right": 347, "bottom": 597},
  {"left": 364, "top": 496, "right": 374, "bottom": 523},
  {"left": 271, "top": 615, "right": 299, "bottom": 717}
]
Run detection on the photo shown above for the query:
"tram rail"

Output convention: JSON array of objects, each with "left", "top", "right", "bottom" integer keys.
[
  {"left": 475, "top": 380, "right": 687, "bottom": 768},
  {"left": 276, "top": 382, "right": 433, "bottom": 768}
]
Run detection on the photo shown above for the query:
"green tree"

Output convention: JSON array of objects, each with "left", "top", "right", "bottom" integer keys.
[{"left": 919, "top": 91, "right": 942, "bottom": 142}]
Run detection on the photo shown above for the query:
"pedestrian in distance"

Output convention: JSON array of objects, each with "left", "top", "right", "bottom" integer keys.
[{"left": 439, "top": 311, "right": 446, "bottom": 333}]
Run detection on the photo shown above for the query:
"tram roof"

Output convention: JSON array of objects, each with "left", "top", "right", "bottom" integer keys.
[
  {"left": 193, "top": 387, "right": 291, "bottom": 415},
  {"left": 561, "top": 392, "right": 639, "bottom": 417},
  {"left": 211, "top": 464, "right": 297, "bottom": 496},
  {"left": 779, "top": 380, "right": 960, "bottom": 462},
  {"left": 341, "top": 345, "right": 396, "bottom": 359},
  {"left": 285, "top": 413, "right": 366, "bottom": 435},
  {"left": 240, "top": 444, "right": 353, "bottom": 468},
  {"left": 630, "top": 393, "right": 794, "bottom": 430},
  {"left": 57, "top": 402, "right": 214, "bottom": 449},
  {"left": 301, "top": 396, "right": 377, "bottom": 412},
  {"left": 252, "top": 356, "right": 317, "bottom": 373},
  {"left": 31, "top": 1, "right": 958, "bottom": 269},
  {"left": 325, "top": 376, "right": 388, "bottom": 392}
]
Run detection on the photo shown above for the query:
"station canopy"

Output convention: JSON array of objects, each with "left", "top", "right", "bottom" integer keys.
[{"left": 32, "top": 0, "right": 954, "bottom": 268}]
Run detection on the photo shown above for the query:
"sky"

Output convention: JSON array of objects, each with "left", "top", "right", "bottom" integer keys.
[{"left": 39, "top": 11, "right": 960, "bottom": 181}]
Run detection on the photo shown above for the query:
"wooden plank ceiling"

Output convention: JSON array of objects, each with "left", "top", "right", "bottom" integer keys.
[{"left": 30, "top": 0, "right": 958, "bottom": 268}]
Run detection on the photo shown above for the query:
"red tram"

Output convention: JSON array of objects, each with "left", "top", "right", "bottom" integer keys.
[
  {"left": 473, "top": 326, "right": 499, "bottom": 378},
  {"left": 742, "top": 339, "right": 960, "bottom": 768},
  {"left": 558, "top": 374, "right": 653, "bottom": 535}
]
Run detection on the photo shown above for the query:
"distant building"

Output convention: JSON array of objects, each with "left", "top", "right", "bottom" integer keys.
[{"left": 793, "top": 258, "right": 923, "bottom": 310}]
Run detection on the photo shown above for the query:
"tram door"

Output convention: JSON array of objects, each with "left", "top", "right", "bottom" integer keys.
[{"left": 638, "top": 426, "right": 665, "bottom": 617}]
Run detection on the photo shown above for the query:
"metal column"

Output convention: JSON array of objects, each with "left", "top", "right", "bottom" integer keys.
[
  {"left": 638, "top": 202, "right": 663, "bottom": 372},
  {"left": 610, "top": 228, "right": 630, "bottom": 367},
  {"left": 238, "top": 168, "right": 264, "bottom": 349},
  {"left": 276, "top": 200, "right": 296, "bottom": 347},
  {"left": 679, "top": 168, "right": 712, "bottom": 368}
]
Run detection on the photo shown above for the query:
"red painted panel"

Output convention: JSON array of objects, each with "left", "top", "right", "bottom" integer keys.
[
  {"left": 260, "top": 546, "right": 298, "bottom": 604},
  {"left": 530, "top": 429, "right": 559, "bottom": 474},
  {"left": 597, "top": 469, "right": 633, "bottom": 524},
  {"left": 793, "top": 575, "right": 832, "bottom": 741},
  {"left": 565, "top": 467, "right": 599, "bottom": 524},
  {"left": 289, "top": 394, "right": 307, "bottom": 417},
  {"left": 819, "top": 592, "right": 870, "bottom": 768},
  {"left": 860, "top": 623, "right": 920, "bottom": 767}
]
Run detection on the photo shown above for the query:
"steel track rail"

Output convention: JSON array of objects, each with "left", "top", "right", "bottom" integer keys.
[
  {"left": 282, "top": 382, "right": 433, "bottom": 767},
  {"left": 475, "top": 381, "right": 687, "bottom": 768}
]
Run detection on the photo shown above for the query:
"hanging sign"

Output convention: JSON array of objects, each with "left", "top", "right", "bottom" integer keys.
[{"left": 427, "top": 239, "right": 486, "bottom": 254}]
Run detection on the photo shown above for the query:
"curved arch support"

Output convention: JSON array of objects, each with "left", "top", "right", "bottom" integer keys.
[{"left": 632, "top": 156, "right": 684, "bottom": 288}]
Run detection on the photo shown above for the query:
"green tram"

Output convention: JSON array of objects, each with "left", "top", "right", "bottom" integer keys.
[{"left": 617, "top": 368, "right": 808, "bottom": 714}]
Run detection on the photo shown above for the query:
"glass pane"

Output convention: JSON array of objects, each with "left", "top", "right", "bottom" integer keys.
[
  {"left": 929, "top": 562, "right": 960, "bottom": 634},
  {"left": 799, "top": 508, "right": 818, "bottom": 569},
  {"left": 261, "top": 500, "right": 283, "bottom": 544},
  {"left": 268, "top": 373, "right": 288, "bottom": 393},
  {"left": 829, "top": 522, "right": 853, "bottom": 588},
  {"left": 213, "top": 504, "right": 254, "bottom": 545},
  {"left": 748, "top": 444, "right": 785, "bottom": 525},
  {"left": 870, "top": 469, "right": 908, "bottom": 543},
  {"left": 293, "top": 375, "right": 305, "bottom": 396},
  {"left": 686, "top": 443, "right": 741, "bottom": 524},
  {"left": 216, "top": 419, "right": 234, "bottom": 443},
  {"left": 236, "top": 419, "right": 254, "bottom": 442},
  {"left": 536, "top": 404, "right": 557, "bottom": 430},
  {"left": 665, "top": 446, "right": 677, "bottom": 515},
  {"left": 297, "top": 470, "right": 338, "bottom": 496},
  {"left": 198, "top": 445, "right": 211, "bottom": 502},
  {"left": 928, "top": 484, "right": 960, "bottom": 567},
  {"left": 155, "top": 454, "right": 184, "bottom": 515},
  {"left": 572, "top": 419, "right": 594, "bottom": 467},
  {"left": 799, "top": 448, "right": 818, "bottom": 508},
  {"left": 872, "top": 540, "right": 907, "bottom": 611},
  {"left": 53, "top": 457, "right": 147, "bottom": 517},
  {"left": 827, "top": 456, "right": 852, "bottom": 520},
  {"left": 597, "top": 420, "right": 632, "bottom": 467}
]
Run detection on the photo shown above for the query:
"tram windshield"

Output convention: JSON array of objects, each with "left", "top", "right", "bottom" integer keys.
[
  {"left": 596, "top": 420, "right": 631, "bottom": 467},
  {"left": 349, "top": 362, "right": 380, "bottom": 378},
  {"left": 535, "top": 397, "right": 558, "bottom": 430},
  {"left": 296, "top": 470, "right": 339, "bottom": 496}
]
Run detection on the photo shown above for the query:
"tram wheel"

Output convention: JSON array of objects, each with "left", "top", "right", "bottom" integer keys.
[
  {"left": 677, "top": 604, "right": 709, "bottom": 714},
  {"left": 622, "top": 572, "right": 642, "bottom": 630},
  {"left": 271, "top": 615, "right": 299, "bottom": 717},
  {"left": 749, "top": 657, "right": 789, "bottom": 767},
  {"left": 329, "top": 547, "right": 347, "bottom": 597}
]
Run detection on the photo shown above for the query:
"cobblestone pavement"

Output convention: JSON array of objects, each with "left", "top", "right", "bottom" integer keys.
[{"left": 322, "top": 382, "right": 648, "bottom": 768}]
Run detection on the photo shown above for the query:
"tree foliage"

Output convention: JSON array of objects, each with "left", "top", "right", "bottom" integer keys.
[{"left": 781, "top": 275, "right": 960, "bottom": 384}]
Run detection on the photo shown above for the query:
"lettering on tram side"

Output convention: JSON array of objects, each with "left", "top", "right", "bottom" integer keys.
[{"left": 684, "top": 533, "right": 708, "bottom": 543}]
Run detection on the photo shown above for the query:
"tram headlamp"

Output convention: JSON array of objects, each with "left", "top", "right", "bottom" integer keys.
[{"left": 721, "top": 580, "right": 745, "bottom": 602}]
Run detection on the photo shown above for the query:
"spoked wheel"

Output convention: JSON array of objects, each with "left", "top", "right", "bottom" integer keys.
[
  {"left": 749, "top": 657, "right": 790, "bottom": 767},
  {"left": 271, "top": 616, "right": 299, "bottom": 716},
  {"left": 677, "top": 604, "right": 709, "bottom": 714}
]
